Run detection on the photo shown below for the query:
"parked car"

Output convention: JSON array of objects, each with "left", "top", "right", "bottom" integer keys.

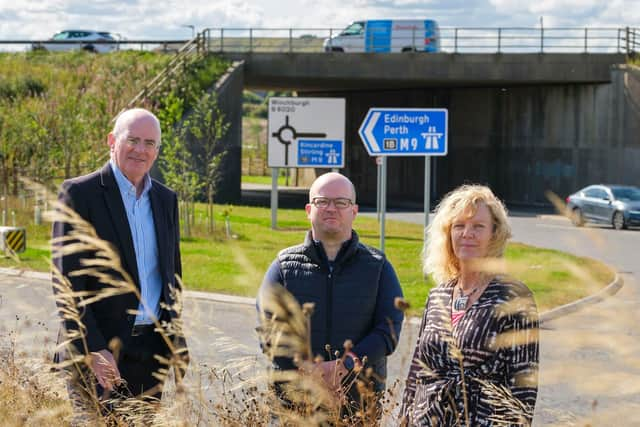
[
  {"left": 32, "top": 30, "right": 118, "bottom": 53},
  {"left": 566, "top": 184, "right": 640, "bottom": 230}
]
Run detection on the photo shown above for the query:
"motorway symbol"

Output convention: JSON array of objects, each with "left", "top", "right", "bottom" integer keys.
[
  {"left": 358, "top": 108, "right": 448, "bottom": 156},
  {"left": 271, "top": 115, "right": 326, "bottom": 166}
]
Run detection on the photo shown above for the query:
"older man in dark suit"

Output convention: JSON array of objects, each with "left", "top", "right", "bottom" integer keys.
[{"left": 52, "top": 108, "right": 187, "bottom": 414}]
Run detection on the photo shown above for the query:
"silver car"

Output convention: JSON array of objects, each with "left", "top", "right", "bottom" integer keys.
[
  {"left": 566, "top": 184, "right": 640, "bottom": 230},
  {"left": 32, "top": 30, "right": 117, "bottom": 53}
]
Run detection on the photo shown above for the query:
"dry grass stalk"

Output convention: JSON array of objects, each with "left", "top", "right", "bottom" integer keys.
[
  {"left": 257, "top": 281, "right": 400, "bottom": 426},
  {"left": 17, "top": 180, "right": 187, "bottom": 424},
  {"left": 3, "top": 182, "right": 632, "bottom": 425}
]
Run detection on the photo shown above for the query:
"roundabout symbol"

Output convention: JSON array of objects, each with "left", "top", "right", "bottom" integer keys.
[{"left": 271, "top": 115, "right": 326, "bottom": 166}]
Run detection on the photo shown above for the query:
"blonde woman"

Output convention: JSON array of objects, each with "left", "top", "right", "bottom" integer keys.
[{"left": 401, "top": 185, "right": 539, "bottom": 426}]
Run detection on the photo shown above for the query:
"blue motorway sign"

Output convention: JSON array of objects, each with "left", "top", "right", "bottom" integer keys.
[
  {"left": 358, "top": 108, "right": 448, "bottom": 156},
  {"left": 297, "top": 140, "right": 344, "bottom": 167}
]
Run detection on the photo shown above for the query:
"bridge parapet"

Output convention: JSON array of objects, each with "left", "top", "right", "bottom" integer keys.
[{"left": 218, "top": 52, "right": 627, "bottom": 91}]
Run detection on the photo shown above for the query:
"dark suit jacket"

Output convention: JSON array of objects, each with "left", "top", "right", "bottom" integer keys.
[{"left": 52, "top": 162, "right": 184, "bottom": 362}]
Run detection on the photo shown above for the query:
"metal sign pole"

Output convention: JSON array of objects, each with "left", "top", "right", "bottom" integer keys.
[
  {"left": 271, "top": 167, "right": 279, "bottom": 229},
  {"left": 424, "top": 156, "right": 431, "bottom": 230},
  {"left": 380, "top": 157, "right": 387, "bottom": 252},
  {"left": 376, "top": 158, "right": 382, "bottom": 222}
]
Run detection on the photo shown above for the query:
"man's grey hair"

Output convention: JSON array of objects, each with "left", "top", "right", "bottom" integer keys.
[{"left": 112, "top": 108, "right": 161, "bottom": 145}]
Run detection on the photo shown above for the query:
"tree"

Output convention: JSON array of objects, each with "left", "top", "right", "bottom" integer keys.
[
  {"left": 182, "top": 92, "right": 229, "bottom": 233},
  {"left": 160, "top": 123, "right": 202, "bottom": 238}
]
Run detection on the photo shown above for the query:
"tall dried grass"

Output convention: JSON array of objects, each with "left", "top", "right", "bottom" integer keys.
[
  {"left": 0, "top": 184, "right": 398, "bottom": 426},
  {"left": 0, "top": 185, "right": 636, "bottom": 425}
]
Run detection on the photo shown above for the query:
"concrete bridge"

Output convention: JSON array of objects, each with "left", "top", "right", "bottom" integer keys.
[
  {"left": 212, "top": 50, "right": 638, "bottom": 207},
  {"left": 221, "top": 52, "right": 626, "bottom": 90}
]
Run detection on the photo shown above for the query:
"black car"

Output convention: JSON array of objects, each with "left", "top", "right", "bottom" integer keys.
[{"left": 566, "top": 184, "right": 640, "bottom": 230}]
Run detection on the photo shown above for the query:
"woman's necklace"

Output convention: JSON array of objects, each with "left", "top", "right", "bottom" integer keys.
[{"left": 453, "top": 283, "right": 483, "bottom": 311}]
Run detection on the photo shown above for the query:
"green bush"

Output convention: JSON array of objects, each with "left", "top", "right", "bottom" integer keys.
[
  {"left": 0, "top": 51, "right": 229, "bottom": 194},
  {"left": 0, "top": 76, "right": 46, "bottom": 100}
]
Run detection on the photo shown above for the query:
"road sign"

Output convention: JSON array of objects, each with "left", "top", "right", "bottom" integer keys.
[
  {"left": 358, "top": 108, "right": 448, "bottom": 156},
  {"left": 268, "top": 97, "right": 345, "bottom": 168},
  {"left": 297, "top": 140, "right": 343, "bottom": 166}
]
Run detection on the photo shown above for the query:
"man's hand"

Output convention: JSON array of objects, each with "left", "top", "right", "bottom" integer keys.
[
  {"left": 90, "top": 349, "right": 121, "bottom": 390},
  {"left": 299, "top": 360, "right": 347, "bottom": 392},
  {"left": 318, "top": 360, "right": 348, "bottom": 392}
]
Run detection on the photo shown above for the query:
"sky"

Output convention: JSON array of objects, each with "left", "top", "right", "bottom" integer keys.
[{"left": 0, "top": 0, "right": 638, "bottom": 41}]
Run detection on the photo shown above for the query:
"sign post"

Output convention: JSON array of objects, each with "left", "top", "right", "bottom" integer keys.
[
  {"left": 376, "top": 156, "right": 383, "bottom": 223},
  {"left": 267, "top": 97, "right": 346, "bottom": 229},
  {"left": 358, "top": 108, "right": 448, "bottom": 249},
  {"left": 425, "top": 158, "right": 430, "bottom": 231},
  {"left": 271, "top": 167, "right": 278, "bottom": 229},
  {"left": 380, "top": 157, "right": 387, "bottom": 251}
]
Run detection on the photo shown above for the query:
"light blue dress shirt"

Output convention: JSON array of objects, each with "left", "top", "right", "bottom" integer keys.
[{"left": 110, "top": 160, "right": 162, "bottom": 325}]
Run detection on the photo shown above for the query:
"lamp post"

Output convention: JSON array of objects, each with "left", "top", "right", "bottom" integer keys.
[
  {"left": 182, "top": 24, "right": 195, "bottom": 38},
  {"left": 113, "top": 32, "right": 123, "bottom": 51}
]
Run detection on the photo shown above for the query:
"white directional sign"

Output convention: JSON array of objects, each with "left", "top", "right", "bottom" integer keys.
[
  {"left": 268, "top": 97, "right": 346, "bottom": 168},
  {"left": 358, "top": 108, "right": 448, "bottom": 156}
]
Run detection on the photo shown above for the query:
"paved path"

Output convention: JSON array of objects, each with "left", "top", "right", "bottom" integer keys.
[{"left": 1, "top": 213, "right": 638, "bottom": 425}]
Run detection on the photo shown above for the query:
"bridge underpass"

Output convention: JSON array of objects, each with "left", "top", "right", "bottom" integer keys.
[{"left": 216, "top": 52, "right": 638, "bottom": 207}]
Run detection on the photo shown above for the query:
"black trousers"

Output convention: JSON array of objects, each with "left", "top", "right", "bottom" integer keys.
[
  {"left": 112, "top": 326, "right": 170, "bottom": 398},
  {"left": 65, "top": 326, "right": 172, "bottom": 425}
]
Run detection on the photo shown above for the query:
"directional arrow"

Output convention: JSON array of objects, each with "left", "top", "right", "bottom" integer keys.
[{"left": 363, "top": 111, "right": 381, "bottom": 152}]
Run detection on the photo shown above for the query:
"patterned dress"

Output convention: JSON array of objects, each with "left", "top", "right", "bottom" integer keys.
[{"left": 401, "top": 277, "right": 539, "bottom": 426}]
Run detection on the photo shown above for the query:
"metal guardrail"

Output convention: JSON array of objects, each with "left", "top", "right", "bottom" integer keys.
[
  {"left": 0, "top": 39, "right": 190, "bottom": 52},
  {"left": 200, "top": 26, "right": 639, "bottom": 54},
  {"left": 1, "top": 27, "right": 638, "bottom": 54},
  {"left": 439, "top": 27, "right": 640, "bottom": 53}
]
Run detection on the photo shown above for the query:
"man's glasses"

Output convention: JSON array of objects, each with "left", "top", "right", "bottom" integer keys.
[
  {"left": 310, "top": 197, "right": 354, "bottom": 209},
  {"left": 125, "top": 136, "right": 159, "bottom": 150}
]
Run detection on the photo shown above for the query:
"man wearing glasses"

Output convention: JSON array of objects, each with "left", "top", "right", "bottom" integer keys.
[
  {"left": 52, "top": 108, "right": 187, "bottom": 420},
  {"left": 258, "top": 172, "right": 404, "bottom": 416}
]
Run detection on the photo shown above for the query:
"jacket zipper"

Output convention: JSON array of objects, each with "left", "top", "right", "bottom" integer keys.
[{"left": 325, "top": 269, "right": 333, "bottom": 356}]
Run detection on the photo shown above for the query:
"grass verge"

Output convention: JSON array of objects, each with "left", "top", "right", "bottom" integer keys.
[{"left": 241, "top": 174, "right": 289, "bottom": 186}]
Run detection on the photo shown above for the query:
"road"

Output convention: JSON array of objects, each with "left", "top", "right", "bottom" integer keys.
[{"left": 0, "top": 213, "right": 638, "bottom": 425}]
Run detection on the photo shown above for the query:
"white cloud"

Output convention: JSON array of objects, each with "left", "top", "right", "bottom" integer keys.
[
  {"left": 487, "top": 0, "right": 639, "bottom": 26},
  {"left": 0, "top": 0, "right": 266, "bottom": 39},
  {"left": 0, "top": 0, "right": 635, "bottom": 42}
]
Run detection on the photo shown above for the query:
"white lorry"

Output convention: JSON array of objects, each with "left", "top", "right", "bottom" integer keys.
[{"left": 323, "top": 19, "right": 440, "bottom": 53}]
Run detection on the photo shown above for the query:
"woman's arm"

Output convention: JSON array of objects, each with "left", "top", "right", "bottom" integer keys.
[
  {"left": 501, "top": 288, "right": 540, "bottom": 424},
  {"left": 399, "top": 296, "right": 431, "bottom": 422}
]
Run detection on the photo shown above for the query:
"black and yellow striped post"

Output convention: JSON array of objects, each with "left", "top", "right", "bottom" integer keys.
[{"left": 0, "top": 226, "right": 26, "bottom": 254}]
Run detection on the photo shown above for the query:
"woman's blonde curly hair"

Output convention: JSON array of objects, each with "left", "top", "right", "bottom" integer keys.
[{"left": 423, "top": 184, "right": 511, "bottom": 284}]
